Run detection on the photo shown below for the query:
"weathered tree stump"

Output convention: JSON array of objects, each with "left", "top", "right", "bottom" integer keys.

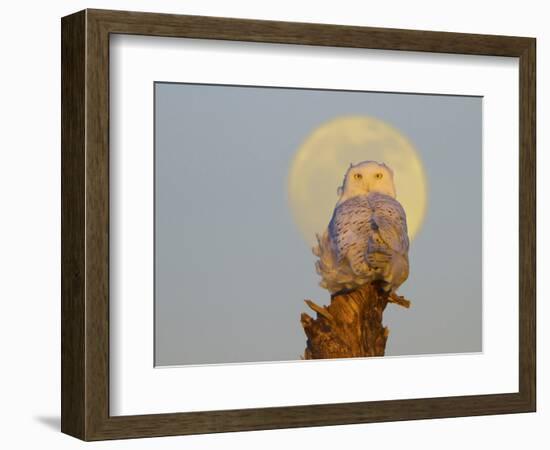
[{"left": 301, "top": 282, "right": 411, "bottom": 359}]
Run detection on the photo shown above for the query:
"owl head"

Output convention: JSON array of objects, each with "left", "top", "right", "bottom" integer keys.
[{"left": 337, "top": 161, "right": 396, "bottom": 203}]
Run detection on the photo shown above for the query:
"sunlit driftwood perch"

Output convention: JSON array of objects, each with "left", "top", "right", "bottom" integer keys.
[{"left": 301, "top": 282, "right": 411, "bottom": 359}]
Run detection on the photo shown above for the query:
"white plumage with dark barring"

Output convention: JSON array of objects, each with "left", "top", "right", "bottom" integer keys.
[{"left": 314, "top": 161, "right": 410, "bottom": 294}]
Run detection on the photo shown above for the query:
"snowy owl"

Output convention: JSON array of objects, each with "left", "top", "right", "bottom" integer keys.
[{"left": 313, "top": 161, "right": 410, "bottom": 294}]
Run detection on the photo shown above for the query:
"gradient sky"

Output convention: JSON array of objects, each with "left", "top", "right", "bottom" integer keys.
[{"left": 154, "top": 82, "right": 482, "bottom": 366}]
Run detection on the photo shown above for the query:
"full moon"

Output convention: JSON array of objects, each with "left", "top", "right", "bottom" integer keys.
[{"left": 287, "top": 116, "right": 428, "bottom": 246}]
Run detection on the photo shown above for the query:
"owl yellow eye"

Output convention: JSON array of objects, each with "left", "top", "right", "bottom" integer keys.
[
  {"left": 353, "top": 173, "right": 363, "bottom": 180},
  {"left": 375, "top": 173, "right": 383, "bottom": 179}
]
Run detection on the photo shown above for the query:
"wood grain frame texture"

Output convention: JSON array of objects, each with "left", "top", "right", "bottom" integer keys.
[{"left": 61, "top": 8, "right": 536, "bottom": 441}]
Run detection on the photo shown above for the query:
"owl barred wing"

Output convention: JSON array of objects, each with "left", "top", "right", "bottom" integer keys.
[
  {"left": 317, "top": 193, "right": 409, "bottom": 294},
  {"left": 328, "top": 193, "right": 409, "bottom": 280},
  {"left": 368, "top": 192, "right": 409, "bottom": 256},
  {"left": 328, "top": 196, "right": 373, "bottom": 264},
  {"left": 366, "top": 193, "right": 410, "bottom": 291}
]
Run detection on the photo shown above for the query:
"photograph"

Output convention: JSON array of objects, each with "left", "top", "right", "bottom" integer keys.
[
  {"left": 154, "top": 82, "right": 482, "bottom": 366},
  {"left": 0, "top": 0, "right": 541, "bottom": 446}
]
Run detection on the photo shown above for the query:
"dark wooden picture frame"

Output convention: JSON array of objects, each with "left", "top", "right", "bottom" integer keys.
[{"left": 61, "top": 9, "right": 536, "bottom": 441}]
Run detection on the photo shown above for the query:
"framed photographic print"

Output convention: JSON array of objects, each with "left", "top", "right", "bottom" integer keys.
[{"left": 61, "top": 9, "right": 536, "bottom": 440}]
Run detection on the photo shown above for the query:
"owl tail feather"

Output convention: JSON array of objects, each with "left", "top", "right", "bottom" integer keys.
[{"left": 366, "top": 236, "right": 392, "bottom": 270}]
